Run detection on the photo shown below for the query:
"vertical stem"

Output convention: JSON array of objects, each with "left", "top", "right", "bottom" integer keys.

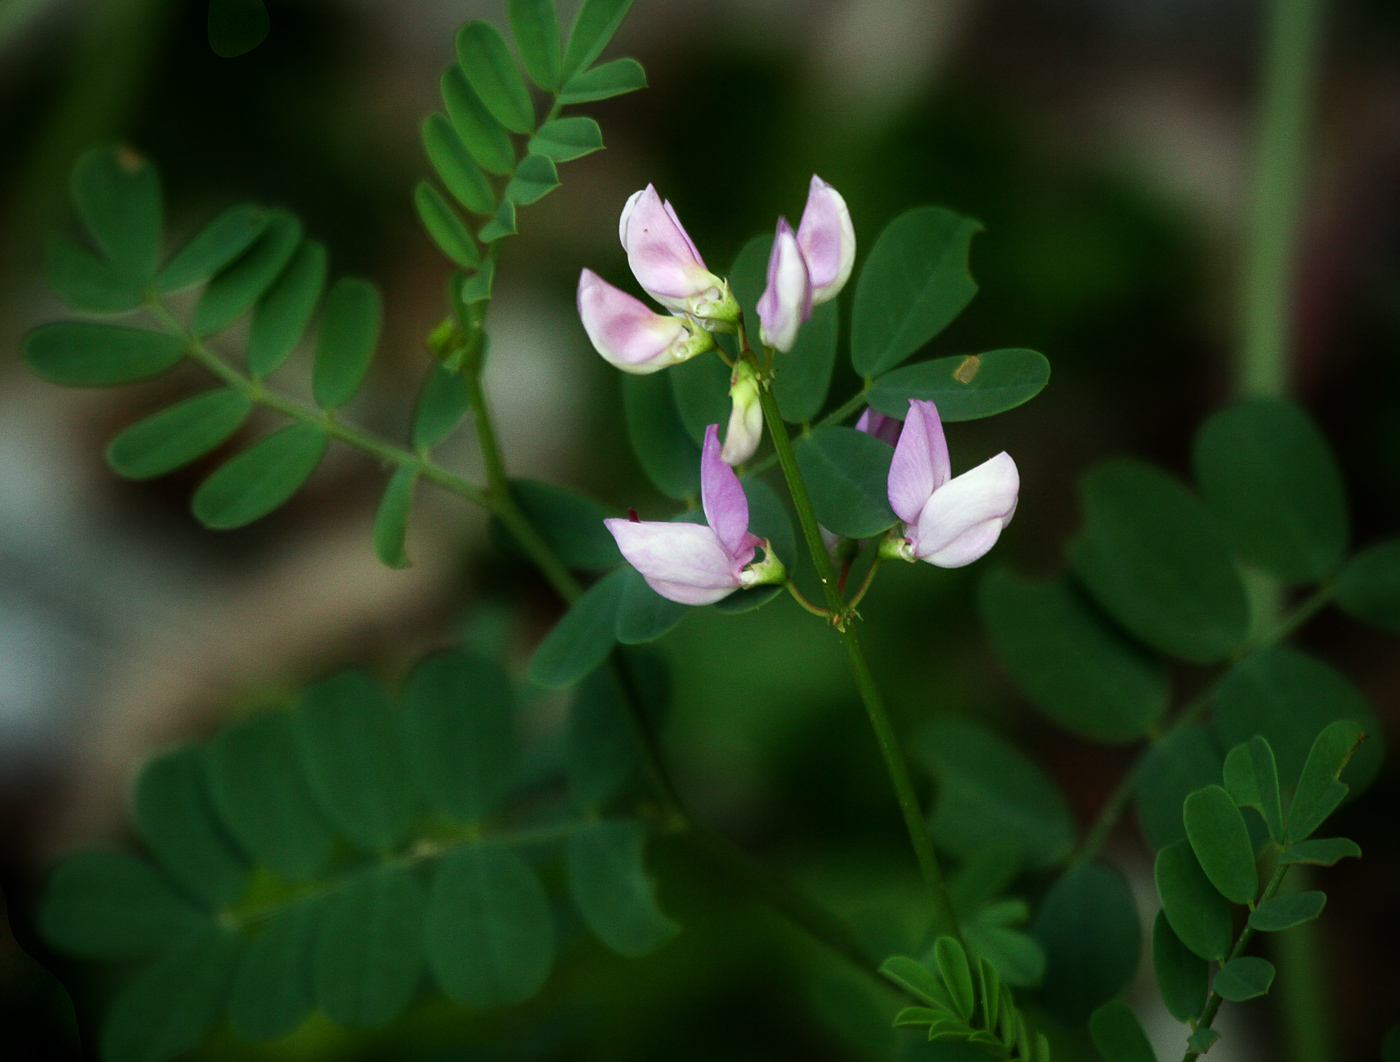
[
  {"left": 756, "top": 382, "right": 963, "bottom": 944},
  {"left": 1238, "top": 0, "right": 1326, "bottom": 398},
  {"left": 1238, "top": 0, "right": 1333, "bottom": 1056}
]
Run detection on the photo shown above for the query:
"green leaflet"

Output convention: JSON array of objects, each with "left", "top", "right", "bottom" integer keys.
[
  {"left": 1183, "top": 785, "right": 1257, "bottom": 906},
  {"left": 1069, "top": 459, "right": 1248, "bottom": 664},
  {"left": 314, "top": 865, "right": 426, "bottom": 1028},
  {"left": 294, "top": 672, "right": 419, "bottom": 854},
  {"left": 1193, "top": 397, "right": 1348, "bottom": 583},
  {"left": 494, "top": 479, "right": 621, "bottom": 570},
  {"left": 192, "top": 210, "right": 302, "bottom": 336},
  {"left": 1212, "top": 956, "right": 1274, "bottom": 1002},
  {"left": 411, "top": 361, "right": 471, "bottom": 449},
  {"left": 1248, "top": 890, "right": 1326, "bottom": 932},
  {"left": 457, "top": 20, "right": 534, "bottom": 133},
  {"left": 979, "top": 569, "right": 1168, "bottom": 744},
  {"left": 509, "top": 0, "right": 563, "bottom": 90},
  {"left": 561, "top": 0, "right": 633, "bottom": 82},
  {"left": 23, "top": 322, "right": 186, "bottom": 387},
  {"left": 1031, "top": 862, "right": 1140, "bottom": 1027},
  {"left": 247, "top": 238, "right": 328, "bottom": 378},
  {"left": 192, "top": 422, "right": 329, "bottom": 529},
  {"left": 423, "top": 114, "right": 496, "bottom": 216},
  {"left": 623, "top": 372, "right": 701, "bottom": 500},
  {"left": 402, "top": 649, "right": 517, "bottom": 824},
  {"left": 479, "top": 198, "right": 518, "bottom": 242},
  {"left": 1134, "top": 725, "right": 1223, "bottom": 850},
  {"left": 39, "top": 852, "right": 208, "bottom": 960},
  {"left": 1154, "top": 840, "right": 1232, "bottom": 962},
  {"left": 529, "top": 116, "right": 604, "bottom": 161},
  {"left": 72, "top": 144, "right": 162, "bottom": 277},
  {"left": 228, "top": 898, "right": 320, "bottom": 1042},
  {"left": 425, "top": 845, "right": 554, "bottom": 1007},
  {"left": 850, "top": 206, "right": 981, "bottom": 378},
  {"left": 1334, "top": 538, "right": 1400, "bottom": 634},
  {"left": 47, "top": 236, "right": 147, "bottom": 313},
  {"left": 373, "top": 466, "right": 417, "bottom": 569},
  {"left": 156, "top": 204, "right": 268, "bottom": 292},
  {"left": 313, "top": 277, "right": 382, "bottom": 410},
  {"left": 558, "top": 57, "right": 647, "bottom": 103},
  {"left": 528, "top": 567, "right": 629, "bottom": 689},
  {"left": 107, "top": 389, "right": 252, "bottom": 481},
  {"left": 1152, "top": 910, "right": 1206, "bottom": 1023},
  {"left": 1285, "top": 719, "right": 1364, "bottom": 842},
  {"left": 567, "top": 820, "right": 679, "bottom": 957},
  {"left": 505, "top": 153, "right": 561, "bottom": 205},
  {"left": 1089, "top": 1000, "right": 1158, "bottom": 1062},
  {"left": 206, "top": 711, "right": 336, "bottom": 882},
  {"left": 133, "top": 747, "right": 249, "bottom": 910},
  {"left": 793, "top": 426, "right": 898, "bottom": 539},
  {"left": 416, "top": 182, "right": 482, "bottom": 269},
  {"left": 866, "top": 349, "right": 1051, "bottom": 422},
  {"left": 100, "top": 926, "right": 242, "bottom": 1062},
  {"left": 441, "top": 64, "right": 515, "bottom": 175}
]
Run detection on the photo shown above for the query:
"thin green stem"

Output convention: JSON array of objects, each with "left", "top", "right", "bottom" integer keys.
[
  {"left": 1238, "top": 0, "right": 1326, "bottom": 398},
  {"left": 1182, "top": 864, "right": 1291, "bottom": 1062},
  {"left": 786, "top": 581, "right": 831, "bottom": 618},
  {"left": 756, "top": 380, "right": 963, "bottom": 943},
  {"left": 846, "top": 557, "right": 883, "bottom": 612},
  {"left": 747, "top": 387, "right": 871, "bottom": 476}
]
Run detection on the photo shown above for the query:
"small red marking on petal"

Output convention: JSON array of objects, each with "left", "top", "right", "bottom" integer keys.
[{"left": 628, "top": 507, "right": 640, "bottom": 523}]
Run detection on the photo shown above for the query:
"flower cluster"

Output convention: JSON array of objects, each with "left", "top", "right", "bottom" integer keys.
[{"left": 584, "top": 181, "right": 1019, "bottom": 606}]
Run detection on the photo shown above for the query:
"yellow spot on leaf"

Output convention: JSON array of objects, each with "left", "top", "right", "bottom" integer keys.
[{"left": 953, "top": 355, "right": 981, "bottom": 384}]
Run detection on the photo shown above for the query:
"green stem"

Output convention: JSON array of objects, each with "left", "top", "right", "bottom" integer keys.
[
  {"left": 1183, "top": 864, "right": 1291, "bottom": 1062},
  {"left": 756, "top": 381, "right": 963, "bottom": 943},
  {"left": 1238, "top": 0, "right": 1326, "bottom": 398}
]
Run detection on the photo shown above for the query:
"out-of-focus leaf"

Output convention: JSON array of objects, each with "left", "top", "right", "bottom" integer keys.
[
  {"left": 206, "top": 711, "right": 336, "bottom": 881},
  {"left": 416, "top": 182, "right": 482, "bottom": 270},
  {"left": 561, "top": 0, "right": 633, "bottom": 81},
  {"left": 615, "top": 567, "right": 688, "bottom": 644},
  {"left": 402, "top": 649, "right": 516, "bottom": 824},
  {"left": 207, "top": 0, "right": 269, "bottom": 57},
  {"left": 47, "top": 237, "right": 146, "bottom": 313},
  {"left": 425, "top": 845, "right": 554, "bottom": 1007},
  {"left": 312, "top": 277, "right": 381, "bottom": 410},
  {"left": 1134, "top": 725, "right": 1222, "bottom": 850},
  {"left": 156, "top": 204, "right": 268, "bottom": 292},
  {"left": 980, "top": 569, "right": 1168, "bottom": 743},
  {"left": 1334, "top": 539, "right": 1400, "bottom": 634},
  {"left": 228, "top": 898, "right": 320, "bottom": 1042},
  {"left": 457, "top": 21, "right": 534, "bottom": 133},
  {"left": 558, "top": 57, "right": 646, "bottom": 103},
  {"left": 192, "top": 211, "right": 302, "bottom": 336},
  {"left": 1032, "top": 862, "right": 1140, "bottom": 1026},
  {"left": 506, "top": 153, "right": 561, "bottom": 205},
  {"left": 1152, "top": 910, "right": 1206, "bottom": 1023},
  {"left": 39, "top": 852, "right": 207, "bottom": 959},
  {"left": 411, "top": 362, "right": 471, "bottom": 449},
  {"left": 246, "top": 238, "right": 327, "bottom": 378},
  {"left": 529, "top": 116, "right": 603, "bottom": 161},
  {"left": 509, "top": 0, "right": 563, "bottom": 90},
  {"left": 623, "top": 372, "right": 702, "bottom": 500},
  {"left": 528, "top": 567, "right": 628, "bottom": 689},
  {"left": 1089, "top": 1000, "right": 1158, "bottom": 1062},
  {"left": 567, "top": 820, "right": 679, "bottom": 956},
  {"left": 1193, "top": 398, "right": 1348, "bottom": 583},
  {"left": 374, "top": 466, "right": 417, "bottom": 569},
  {"left": 1069, "top": 459, "right": 1248, "bottom": 663},
  {"left": 72, "top": 145, "right": 161, "bottom": 275},
  {"left": 479, "top": 198, "right": 517, "bottom": 242},
  {"left": 423, "top": 115, "right": 495, "bottom": 216},
  {"left": 441, "top": 65, "right": 515, "bottom": 175}
]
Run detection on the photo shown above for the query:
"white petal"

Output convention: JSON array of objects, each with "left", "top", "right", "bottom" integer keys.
[
  {"left": 605, "top": 519, "right": 741, "bottom": 605},
  {"left": 912, "top": 452, "right": 1019, "bottom": 567}
]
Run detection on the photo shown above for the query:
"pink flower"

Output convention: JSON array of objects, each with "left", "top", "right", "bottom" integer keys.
[
  {"left": 577, "top": 269, "right": 714, "bottom": 374},
  {"left": 855, "top": 407, "right": 903, "bottom": 448},
  {"left": 758, "top": 176, "right": 856, "bottom": 352},
  {"left": 795, "top": 175, "right": 856, "bottom": 305},
  {"left": 757, "top": 218, "right": 812, "bottom": 353},
  {"left": 606, "top": 425, "right": 784, "bottom": 605},
  {"left": 885, "top": 400, "right": 1019, "bottom": 568},
  {"left": 619, "top": 185, "right": 736, "bottom": 323}
]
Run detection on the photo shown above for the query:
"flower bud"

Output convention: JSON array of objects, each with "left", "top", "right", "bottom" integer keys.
[
  {"left": 795, "top": 175, "right": 856, "bottom": 305},
  {"left": 738, "top": 541, "right": 786, "bottom": 590},
  {"left": 720, "top": 360, "right": 763, "bottom": 465},
  {"left": 757, "top": 218, "right": 813, "bottom": 353},
  {"left": 577, "top": 269, "right": 714, "bottom": 374},
  {"left": 619, "top": 185, "right": 737, "bottom": 325}
]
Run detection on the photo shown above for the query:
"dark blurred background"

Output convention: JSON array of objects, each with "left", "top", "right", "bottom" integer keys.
[{"left": 1, "top": 0, "right": 1397, "bottom": 1059}]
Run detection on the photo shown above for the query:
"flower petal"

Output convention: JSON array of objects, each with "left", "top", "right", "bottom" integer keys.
[
  {"left": 887, "top": 399, "right": 950, "bottom": 525},
  {"left": 605, "top": 518, "right": 741, "bottom": 605},
  {"left": 577, "top": 269, "right": 708, "bottom": 373},
  {"left": 912, "top": 451, "right": 1019, "bottom": 567},
  {"left": 855, "top": 406, "right": 903, "bottom": 447},
  {"left": 757, "top": 218, "right": 812, "bottom": 352},
  {"left": 619, "top": 184, "right": 719, "bottom": 311},
  {"left": 795, "top": 175, "right": 856, "bottom": 304},
  {"left": 699, "top": 423, "right": 754, "bottom": 559}
]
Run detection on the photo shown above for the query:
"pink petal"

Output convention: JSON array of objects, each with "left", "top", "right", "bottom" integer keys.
[
  {"left": 855, "top": 406, "right": 903, "bottom": 447},
  {"left": 887, "top": 399, "right": 951, "bottom": 525},
  {"left": 700, "top": 424, "right": 754, "bottom": 559},
  {"left": 605, "top": 518, "right": 741, "bottom": 605},
  {"left": 912, "top": 452, "right": 1019, "bottom": 567},
  {"left": 577, "top": 269, "right": 693, "bottom": 374},
  {"left": 619, "top": 185, "right": 716, "bottom": 310},
  {"left": 795, "top": 175, "right": 856, "bottom": 304},
  {"left": 757, "top": 218, "right": 812, "bottom": 352}
]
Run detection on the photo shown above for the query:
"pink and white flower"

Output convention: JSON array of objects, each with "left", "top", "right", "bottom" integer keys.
[
  {"left": 619, "top": 185, "right": 737, "bottom": 324},
  {"left": 577, "top": 269, "right": 714, "bottom": 374},
  {"left": 606, "top": 425, "right": 785, "bottom": 605},
  {"left": 757, "top": 218, "right": 812, "bottom": 353},
  {"left": 758, "top": 175, "right": 855, "bottom": 352},
  {"left": 883, "top": 399, "right": 1019, "bottom": 568}
]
